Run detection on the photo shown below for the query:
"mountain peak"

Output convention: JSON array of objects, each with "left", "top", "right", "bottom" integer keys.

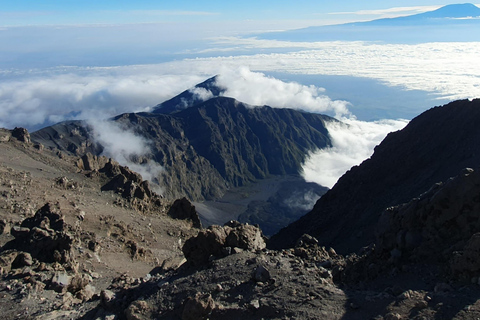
[
  {"left": 153, "top": 76, "right": 225, "bottom": 114},
  {"left": 421, "top": 3, "right": 480, "bottom": 18}
]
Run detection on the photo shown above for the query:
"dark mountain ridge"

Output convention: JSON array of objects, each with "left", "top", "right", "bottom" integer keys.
[
  {"left": 32, "top": 96, "right": 334, "bottom": 201},
  {"left": 270, "top": 99, "right": 480, "bottom": 254}
]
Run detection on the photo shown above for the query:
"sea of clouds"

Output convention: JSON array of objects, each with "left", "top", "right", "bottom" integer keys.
[
  {"left": 0, "top": 65, "right": 410, "bottom": 188},
  {"left": 2, "top": 36, "right": 478, "bottom": 188}
]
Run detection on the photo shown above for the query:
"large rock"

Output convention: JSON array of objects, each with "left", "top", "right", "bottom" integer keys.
[
  {"left": 11, "top": 127, "right": 31, "bottom": 143},
  {"left": 76, "top": 153, "right": 109, "bottom": 171},
  {"left": 167, "top": 198, "right": 202, "bottom": 228},
  {"left": 182, "top": 293, "right": 215, "bottom": 320},
  {"left": 371, "top": 167, "right": 480, "bottom": 281},
  {"left": 5, "top": 203, "right": 74, "bottom": 264},
  {"left": 182, "top": 221, "right": 266, "bottom": 266}
]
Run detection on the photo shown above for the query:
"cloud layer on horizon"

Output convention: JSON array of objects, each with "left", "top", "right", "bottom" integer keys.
[
  {"left": 1, "top": 39, "right": 478, "bottom": 130},
  {"left": 187, "top": 40, "right": 480, "bottom": 102}
]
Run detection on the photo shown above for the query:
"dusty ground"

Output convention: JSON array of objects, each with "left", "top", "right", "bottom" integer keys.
[
  {"left": 0, "top": 132, "right": 197, "bottom": 319},
  {"left": 3, "top": 130, "right": 480, "bottom": 320}
]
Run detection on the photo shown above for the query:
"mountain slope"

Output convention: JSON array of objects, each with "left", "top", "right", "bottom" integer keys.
[
  {"left": 152, "top": 76, "right": 224, "bottom": 114},
  {"left": 270, "top": 99, "right": 480, "bottom": 254},
  {"left": 360, "top": 3, "right": 480, "bottom": 26},
  {"left": 259, "top": 3, "right": 480, "bottom": 43},
  {"left": 32, "top": 96, "right": 334, "bottom": 201}
]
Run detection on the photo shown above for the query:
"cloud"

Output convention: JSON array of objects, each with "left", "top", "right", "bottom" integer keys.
[
  {"left": 186, "top": 40, "right": 480, "bottom": 101},
  {"left": 189, "top": 86, "right": 215, "bottom": 101},
  {"left": 216, "top": 67, "right": 351, "bottom": 118},
  {"left": 0, "top": 71, "right": 209, "bottom": 130},
  {"left": 88, "top": 118, "right": 165, "bottom": 194},
  {"left": 301, "top": 118, "right": 408, "bottom": 188},
  {"left": 329, "top": 5, "right": 441, "bottom": 17}
]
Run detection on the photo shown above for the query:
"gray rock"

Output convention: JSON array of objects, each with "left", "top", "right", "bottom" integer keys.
[{"left": 253, "top": 265, "right": 271, "bottom": 283}]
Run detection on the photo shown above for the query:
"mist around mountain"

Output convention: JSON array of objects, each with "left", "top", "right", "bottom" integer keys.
[
  {"left": 259, "top": 3, "right": 480, "bottom": 43},
  {"left": 31, "top": 78, "right": 337, "bottom": 234}
]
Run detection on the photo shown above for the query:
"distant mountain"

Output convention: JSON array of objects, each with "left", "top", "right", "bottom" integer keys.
[
  {"left": 359, "top": 3, "right": 480, "bottom": 26},
  {"left": 32, "top": 94, "right": 334, "bottom": 202},
  {"left": 259, "top": 3, "right": 480, "bottom": 43},
  {"left": 270, "top": 99, "right": 480, "bottom": 254}
]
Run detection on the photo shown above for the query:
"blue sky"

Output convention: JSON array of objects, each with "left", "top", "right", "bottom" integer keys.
[{"left": 1, "top": 1, "right": 475, "bottom": 28}]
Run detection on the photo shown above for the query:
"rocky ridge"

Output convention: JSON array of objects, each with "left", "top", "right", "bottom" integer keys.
[
  {"left": 32, "top": 96, "right": 333, "bottom": 202},
  {"left": 5, "top": 110, "right": 480, "bottom": 319},
  {"left": 0, "top": 129, "right": 199, "bottom": 319},
  {"left": 271, "top": 99, "right": 480, "bottom": 254}
]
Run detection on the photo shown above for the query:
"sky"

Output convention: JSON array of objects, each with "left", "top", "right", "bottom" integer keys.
[
  {"left": 1, "top": 1, "right": 479, "bottom": 188},
  {"left": 1, "top": 1, "right": 476, "bottom": 28}
]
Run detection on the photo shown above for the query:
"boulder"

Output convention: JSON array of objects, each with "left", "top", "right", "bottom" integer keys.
[
  {"left": 225, "top": 224, "right": 266, "bottom": 251},
  {"left": 6, "top": 203, "right": 74, "bottom": 264},
  {"left": 182, "top": 225, "right": 230, "bottom": 266},
  {"left": 167, "top": 198, "right": 202, "bottom": 228},
  {"left": 11, "top": 252, "right": 33, "bottom": 269},
  {"left": 182, "top": 221, "right": 266, "bottom": 266},
  {"left": 182, "top": 293, "right": 215, "bottom": 320},
  {"left": 253, "top": 265, "right": 271, "bottom": 283},
  {"left": 0, "top": 129, "right": 11, "bottom": 142},
  {"left": 11, "top": 127, "right": 31, "bottom": 143}
]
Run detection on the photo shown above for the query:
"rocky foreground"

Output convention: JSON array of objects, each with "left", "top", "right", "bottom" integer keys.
[{"left": 3, "top": 125, "right": 480, "bottom": 319}]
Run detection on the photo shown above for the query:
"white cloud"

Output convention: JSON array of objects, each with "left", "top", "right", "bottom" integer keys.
[
  {"left": 189, "top": 86, "right": 215, "bottom": 101},
  {"left": 88, "top": 118, "right": 165, "bottom": 194},
  {"left": 301, "top": 118, "right": 408, "bottom": 188},
  {"left": 216, "top": 67, "right": 351, "bottom": 118},
  {"left": 329, "top": 5, "right": 441, "bottom": 17},
  {"left": 0, "top": 71, "right": 209, "bottom": 130},
  {"left": 185, "top": 40, "right": 480, "bottom": 101}
]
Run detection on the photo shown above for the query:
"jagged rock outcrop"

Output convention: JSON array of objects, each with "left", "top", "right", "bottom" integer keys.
[
  {"left": 76, "top": 152, "right": 109, "bottom": 171},
  {"left": 11, "top": 127, "right": 31, "bottom": 143},
  {"left": 4, "top": 203, "right": 74, "bottom": 265},
  {"left": 270, "top": 99, "right": 480, "bottom": 254},
  {"left": 374, "top": 167, "right": 480, "bottom": 280},
  {"left": 30, "top": 120, "right": 100, "bottom": 155},
  {"left": 0, "top": 203, "right": 95, "bottom": 302}
]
